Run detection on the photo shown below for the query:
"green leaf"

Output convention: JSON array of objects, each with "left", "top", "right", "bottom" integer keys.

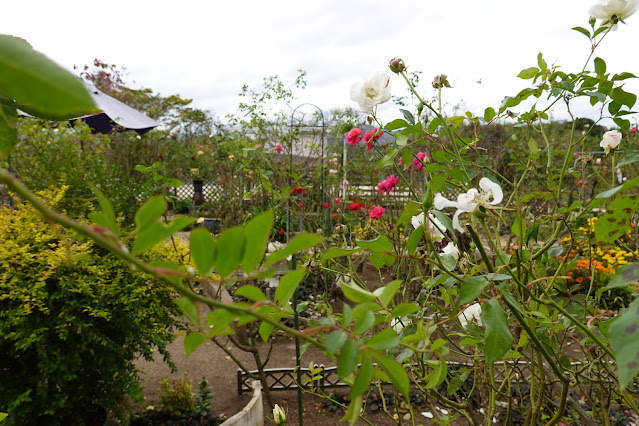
[
  {"left": 377, "top": 280, "right": 402, "bottom": 307},
  {"left": 175, "top": 297, "right": 200, "bottom": 325},
  {"left": 517, "top": 67, "right": 539, "bottom": 80},
  {"left": 353, "top": 310, "right": 375, "bottom": 335},
  {"left": 394, "top": 133, "right": 408, "bottom": 147},
  {"left": 427, "top": 116, "right": 442, "bottom": 133},
  {"left": 215, "top": 226, "right": 245, "bottom": 277},
  {"left": 351, "top": 352, "right": 374, "bottom": 399},
  {"left": 338, "top": 339, "right": 360, "bottom": 379},
  {"left": 617, "top": 151, "right": 639, "bottom": 168},
  {"left": 88, "top": 185, "right": 119, "bottom": 235},
  {"left": 366, "top": 329, "right": 401, "bottom": 350},
  {"left": 483, "top": 107, "right": 496, "bottom": 122},
  {"left": 610, "top": 297, "right": 639, "bottom": 389},
  {"left": 340, "top": 397, "right": 362, "bottom": 425},
  {"left": 385, "top": 118, "right": 408, "bottom": 130},
  {"left": 376, "top": 147, "right": 400, "bottom": 169},
  {"left": 602, "top": 262, "right": 639, "bottom": 291},
  {"left": 612, "top": 86, "right": 637, "bottom": 108},
  {"left": 242, "top": 210, "right": 273, "bottom": 273},
  {"left": 527, "top": 137, "right": 539, "bottom": 157},
  {"left": 537, "top": 52, "right": 547, "bottom": 71},
  {"left": 259, "top": 316, "right": 279, "bottom": 343},
  {"left": 184, "top": 332, "right": 208, "bottom": 356},
  {"left": 424, "top": 358, "right": 448, "bottom": 389},
  {"left": 406, "top": 226, "right": 423, "bottom": 255},
  {"left": 341, "top": 282, "right": 376, "bottom": 303},
  {"left": 0, "top": 96, "right": 17, "bottom": 161},
  {"left": 132, "top": 216, "right": 194, "bottom": 255},
  {"left": 395, "top": 200, "right": 422, "bottom": 227},
  {"left": 190, "top": 228, "right": 216, "bottom": 276},
  {"left": 376, "top": 354, "right": 410, "bottom": 398},
  {"left": 0, "top": 35, "right": 97, "bottom": 120},
  {"left": 511, "top": 215, "right": 527, "bottom": 239},
  {"left": 263, "top": 233, "right": 325, "bottom": 267},
  {"left": 135, "top": 196, "right": 167, "bottom": 232},
  {"left": 325, "top": 330, "right": 348, "bottom": 356},
  {"left": 320, "top": 246, "right": 364, "bottom": 263},
  {"left": 572, "top": 26, "right": 591, "bottom": 38},
  {"left": 458, "top": 276, "right": 489, "bottom": 305},
  {"left": 274, "top": 268, "right": 306, "bottom": 307},
  {"left": 356, "top": 235, "right": 393, "bottom": 253},
  {"left": 391, "top": 303, "right": 420, "bottom": 318},
  {"left": 399, "top": 109, "right": 415, "bottom": 125},
  {"left": 594, "top": 57, "right": 607, "bottom": 76},
  {"left": 235, "top": 285, "right": 267, "bottom": 301},
  {"left": 594, "top": 196, "right": 639, "bottom": 243},
  {"left": 482, "top": 299, "right": 514, "bottom": 364}
]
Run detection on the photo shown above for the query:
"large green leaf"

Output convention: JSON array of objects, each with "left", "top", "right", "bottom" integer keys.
[
  {"left": 610, "top": 297, "right": 639, "bottom": 389},
  {"left": 338, "top": 339, "right": 360, "bottom": 379},
  {"left": 184, "top": 332, "right": 208, "bottom": 357},
  {"left": 603, "top": 262, "right": 639, "bottom": 290},
  {"left": 340, "top": 282, "right": 376, "bottom": 304},
  {"left": 375, "top": 354, "right": 410, "bottom": 398},
  {"left": 215, "top": 226, "right": 245, "bottom": 277},
  {"left": 350, "top": 352, "right": 374, "bottom": 399},
  {"left": 366, "top": 329, "right": 401, "bottom": 350},
  {"left": 175, "top": 297, "right": 200, "bottom": 325},
  {"left": 595, "top": 196, "right": 639, "bottom": 243},
  {"left": 325, "top": 330, "right": 348, "bottom": 356},
  {"left": 242, "top": 210, "right": 273, "bottom": 273},
  {"left": 482, "top": 299, "right": 514, "bottom": 364},
  {"left": 0, "top": 34, "right": 97, "bottom": 120},
  {"left": 263, "top": 233, "right": 325, "bottom": 267},
  {"left": 274, "top": 268, "right": 306, "bottom": 307},
  {"left": 320, "top": 246, "right": 364, "bottom": 263},
  {"left": 135, "top": 196, "right": 167, "bottom": 232},
  {"left": 132, "top": 216, "right": 194, "bottom": 255},
  {"left": 458, "top": 276, "right": 489, "bottom": 305},
  {"left": 190, "top": 228, "right": 216, "bottom": 276},
  {"left": 356, "top": 235, "right": 393, "bottom": 253},
  {"left": 0, "top": 96, "right": 17, "bottom": 161}
]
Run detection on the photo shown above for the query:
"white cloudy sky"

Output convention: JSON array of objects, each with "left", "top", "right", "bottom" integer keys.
[{"left": 3, "top": 0, "right": 638, "bottom": 126}]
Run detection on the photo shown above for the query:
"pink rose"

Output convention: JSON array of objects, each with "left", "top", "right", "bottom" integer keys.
[
  {"left": 412, "top": 152, "right": 427, "bottom": 171},
  {"left": 376, "top": 175, "right": 399, "bottom": 195},
  {"left": 275, "top": 144, "right": 283, "bottom": 154},
  {"left": 363, "top": 128, "right": 384, "bottom": 150},
  {"left": 370, "top": 206, "right": 386, "bottom": 219},
  {"left": 346, "top": 128, "right": 363, "bottom": 145}
]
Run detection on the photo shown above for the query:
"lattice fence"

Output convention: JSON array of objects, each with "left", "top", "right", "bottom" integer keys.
[{"left": 236, "top": 360, "right": 553, "bottom": 395}]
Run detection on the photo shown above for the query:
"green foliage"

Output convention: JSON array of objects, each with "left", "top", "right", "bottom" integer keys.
[
  {"left": 0, "top": 190, "right": 183, "bottom": 424},
  {"left": 158, "top": 373, "right": 195, "bottom": 418}
]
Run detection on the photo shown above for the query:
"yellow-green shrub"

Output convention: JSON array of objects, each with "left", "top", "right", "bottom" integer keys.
[{"left": 0, "top": 189, "right": 184, "bottom": 425}]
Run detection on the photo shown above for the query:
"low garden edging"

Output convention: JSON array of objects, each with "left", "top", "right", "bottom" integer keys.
[{"left": 220, "top": 381, "right": 263, "bottom": 426}]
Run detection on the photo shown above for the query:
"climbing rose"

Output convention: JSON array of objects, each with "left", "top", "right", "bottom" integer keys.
[
  {"left": 363, "top": 128, "right": 384, "bottom": 150},
  {"left": 275, "top": 144, "right": 283, "bottom": 154},
  {"left": 600, "top": 130, "right": 622, "bottom": 154},
  {"left": 332, "top": 214, "right": 338, "bottom": 220},
  {"left": 376, "top": 175, "right": 399, "bottom": 195},
  {"left": 370, "top": 206, "right": 386, "bottom": 219},
  {"left": 434, "top": 177, "right": 503, "bottom": 233},
  {"left": 589, "top": 0, "right": 639, "bottom": 30},
  {"left": 459, "top": 303, "right": 483, "bottom": 328},
  {"left": 412, "top": 152, "right": 427, "bottom": 171},
  {"left": 350, "top": 72, "right": 392, "bottom": 113},
  {"left": 329, "top": 169, "right": 338, "bottom": 174},
  {"left": 346, "top": 128, "right": 363, "bottom": 145},
  {"left": 322, "top": 202, "right": 330, "bottom": 208}
]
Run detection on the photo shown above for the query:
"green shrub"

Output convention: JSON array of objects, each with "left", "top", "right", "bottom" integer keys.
[
  {"left": 158, "top": 373, "right": 194, "bottom": 418},
  {"left": 0, "top": 189, "right": 185, "bottom": 425}
]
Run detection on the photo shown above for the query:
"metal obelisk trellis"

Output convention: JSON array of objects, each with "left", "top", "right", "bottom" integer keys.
[{"left": 287, "top": 103, "right": 326, "bottom": 426}]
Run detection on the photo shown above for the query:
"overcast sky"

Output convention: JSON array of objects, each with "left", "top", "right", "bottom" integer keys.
[{"left": 3, "top": 1, "right": 638, "bottom": 127}]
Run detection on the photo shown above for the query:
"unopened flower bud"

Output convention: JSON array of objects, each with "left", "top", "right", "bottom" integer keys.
[
  {"left": 432, "top": 74, "right": 451, "bottom": 89},
  {"left": 389, "top": 57, "right": 406, "bottom": 74}
]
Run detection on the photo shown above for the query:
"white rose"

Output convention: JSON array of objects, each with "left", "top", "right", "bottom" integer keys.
[
  {"left": 350, "top": 72, "right": 392, "bottom": 113},
  {"left": 459, "top": 303, "right": 483, "bottom": 328},
  {"left": 411, "top": 212, "right": 446, "bottom": 240},
  {"left": 439, "top": 242, "right": 460, "bottom": 263},
  {"left": 600, "top": 130, "right": 622, "bottom": 154},
  {"left": 589, "top": 0, "right": 639, "bottom": 29}
]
